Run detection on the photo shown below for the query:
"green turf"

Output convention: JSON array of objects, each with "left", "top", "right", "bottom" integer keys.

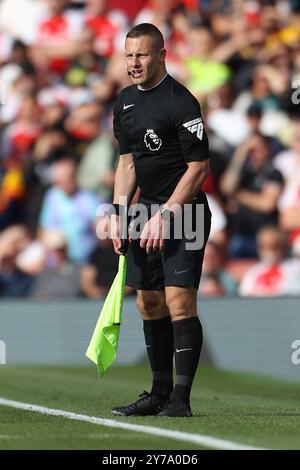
[{"left": 0, "top": 364, "right": 300, "bottom": 450}]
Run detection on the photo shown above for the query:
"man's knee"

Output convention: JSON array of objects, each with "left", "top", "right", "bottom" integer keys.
[
  {"left": 136, "top": 291, "right": 167, "bottom": 320},
  {"left": 165, "top": 287, "right": 197, "bottom": 320}
]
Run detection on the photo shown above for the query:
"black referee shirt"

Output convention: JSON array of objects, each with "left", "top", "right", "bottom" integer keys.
[{"left": 113, "top": 74, "right": 209, "bottom": 204}]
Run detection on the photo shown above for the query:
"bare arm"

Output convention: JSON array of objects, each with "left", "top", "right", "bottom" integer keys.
[
  {"left": 235, "top": 183, "right": 282, "bottom": 213},
  {"left": 113, "top": 153, "right": 137, "bottom": 206},
  {"left": 220, "top": 144, "right": 249, "bottom": 196},
  {"left": 111, "top": 153, "right": 137, "bottom": 254},
  {"left": 165, "top": 160, "right": 209, "bottom": 209},
  {"left": 210, "top": 32, "right": 249, "bottom": 63},
  {"left": 140, "top": 160, "right": 209, "bottom": 253},
  {"left": 280, "top": 207, "right": 300, "bottom": 231},
  {"left": 29, "top": 41, "right": 77, "bottom": 61}
]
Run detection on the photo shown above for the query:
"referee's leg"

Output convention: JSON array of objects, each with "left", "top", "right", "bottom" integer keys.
[
  {"left": 111, "top": 289, "right": 174, "bottom": 416},
  {"left": 136, "top": 289, "right": 174, "bottom": 400},
  {"left": 157, "top": 285, "right": 201, "bottom": 417}
]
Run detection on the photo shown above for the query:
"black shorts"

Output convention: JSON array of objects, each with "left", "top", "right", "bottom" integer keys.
[{"left": 126, "top": 195, "right": 211, "bottom": 290}]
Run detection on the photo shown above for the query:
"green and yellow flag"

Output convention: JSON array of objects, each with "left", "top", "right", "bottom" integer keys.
[{"left": 86, "top": 255, "right": 127, "bottom": 378}]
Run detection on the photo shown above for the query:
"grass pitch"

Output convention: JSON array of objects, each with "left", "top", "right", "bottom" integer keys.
[{"left": 0, "top": 364, "right": 300, "bottom": 450}]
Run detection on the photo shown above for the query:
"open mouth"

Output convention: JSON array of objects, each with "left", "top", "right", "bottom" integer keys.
[{"left": 131, "top": 69, "right": 143, "bottom": 78}]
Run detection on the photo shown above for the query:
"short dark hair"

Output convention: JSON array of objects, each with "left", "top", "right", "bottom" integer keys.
[{"left": 126, "top": 23, "right": 164, "bottom": 50}]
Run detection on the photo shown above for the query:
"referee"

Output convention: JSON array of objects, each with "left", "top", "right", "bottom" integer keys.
[{"left": 110, "top": 23, "right": 211, "bottom": 417}]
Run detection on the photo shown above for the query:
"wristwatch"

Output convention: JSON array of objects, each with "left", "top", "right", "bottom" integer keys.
[{"left": 159, "top": 206, "right": 174, "bottom": 222}]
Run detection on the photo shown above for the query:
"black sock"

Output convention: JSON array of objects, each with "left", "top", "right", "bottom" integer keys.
[
  {"left": 171, "top": 316, "right": 203, "bottom": 404},
  {"left": 143, "top": 316, "right": 174, "bottom": 401}
]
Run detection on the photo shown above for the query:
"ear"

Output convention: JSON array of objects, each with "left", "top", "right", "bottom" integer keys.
[{"left": 159, "top": 48, "right": 166, "bottom": 61}]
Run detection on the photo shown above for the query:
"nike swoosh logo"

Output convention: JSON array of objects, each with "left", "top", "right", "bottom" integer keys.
[
  {"left": 174, "top": 269, "right": 192, "bottom": 275},
  {"left": 176, "top": 348, "right": 192, "bottom": 353},
  {"left": 123, "top": 104, "right": 135, "bottom": 110}
]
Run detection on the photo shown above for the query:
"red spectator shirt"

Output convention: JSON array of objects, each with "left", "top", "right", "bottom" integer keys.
[
  {"left": 239, "top": 259, "right": 300, "bottom": 296},
  {"left": 2, "top": 122, "right": 41, "bottom": 163},
  {"left": 33, "top": 11, "right": 82, "bottom": 74},
  {"left": 85, "top": 15, "right": 118, "bottom": 58}
]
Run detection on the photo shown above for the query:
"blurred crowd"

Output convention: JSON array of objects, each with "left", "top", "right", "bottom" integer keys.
[{"left": 1, "top": 0, "right": 300, "bottom": 299}]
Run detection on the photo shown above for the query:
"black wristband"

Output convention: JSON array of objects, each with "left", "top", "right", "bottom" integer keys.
[{"left": 108, "top": 204, "right": 126, "bottom": 218}]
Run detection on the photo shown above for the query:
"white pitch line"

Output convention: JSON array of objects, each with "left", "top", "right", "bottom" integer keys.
[{"left": 0, "top": 397, "right": 265, "bottom": 450}]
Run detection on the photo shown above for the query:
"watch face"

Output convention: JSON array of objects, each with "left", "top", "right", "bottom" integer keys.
[{"left": 160, "top": 208, "right": 172, "bottom": 222}]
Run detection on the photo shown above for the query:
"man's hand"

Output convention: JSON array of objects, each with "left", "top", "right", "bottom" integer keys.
[
  {"left": 139, "top": 210, "right": 166, "bottom": 253},
  {"left": 110, "top": 214, "right": 129, "bottom": 255}
]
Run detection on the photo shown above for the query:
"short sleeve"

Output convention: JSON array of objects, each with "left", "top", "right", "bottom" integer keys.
[
  {"left": 113, "top": 96, "right": 131, "bottom": 155},
  {"left": 173, "top": 94, "right": 209, "bottom": 162},
  {"left": 266, "top": 168, "right": 284, "bottom": 186}
]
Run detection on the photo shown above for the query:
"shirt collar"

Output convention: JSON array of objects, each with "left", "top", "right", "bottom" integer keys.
[{"left": 138, "top": 73, "right": 168, "bottom": 91}]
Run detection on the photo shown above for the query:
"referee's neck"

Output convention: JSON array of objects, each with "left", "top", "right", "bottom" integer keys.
[{"left": 138, "top": 71, "right": 168, "bottom": 91}]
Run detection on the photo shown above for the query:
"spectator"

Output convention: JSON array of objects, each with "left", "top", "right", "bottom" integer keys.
[
  {"left": 233, "top": 65, "right": 286, "bottom": 115},
  {"left": 134, "top": 0, "right": 175, "bottom": 38},
  {"left": 0, "top": 225, "right": 34, "bottom": 297},
  {"left": 0, "top": 164, "right": 25, "bottom": 230},
  {"left": 64, "top": 99, "right": 103, "bottom": 158},
  {"left": 80, "top": 237, "right": 118, "bottom": 299},
  {"left": 28, "top": 0, "right": 83, "bottom": 76},
  {"left": 42, "top": 103, "right": 66, "bottom": 129},
  {"left": 245, "top": 103, "right": 286, "bottom": 159},
  {"left": 109, "top": 0, "right": 147, "bottom": 23},
  {"left": 0, "top": 64, "right": 37, "bottom": 125},
  {"left": 220, "top": 132, "right": 284, "bottom": 258},
  {"left": 30, "top": 229, "right": 81, "bottom": 299},
  {"left": 77, "top": 103, "right": 117, "bottom": 201},
  {"left": 166, "top": 6, "right": 192, "bottom": 82},
  {"left": 199, "top": 241, "right": 238, "bottom": 297},
  {"left": 207, "top": 83, "right": 250, "bottom": 149},
  {"left": 84, "top": 0, "right": 124, "bottom": 60},
  {"left": 39, "top": 158, "right": 101, "bottom": 263},
  {"left": 1, "top": 95, "right": 41, "bottom": 165},
  {"left": 184, "top": 26, "right": 232, "bottom": 99},
  {"left": 15, "top": 239, "right": 46, "bottom": 277},
  {"left": 23, "top": 130, "right": 70, "bottom": 233},
  {"left": 239, "top": 226, "right": 300, "bottom": 297},
  {"left": 64, "top": 26, "right": 104, "bottom": 88}
]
